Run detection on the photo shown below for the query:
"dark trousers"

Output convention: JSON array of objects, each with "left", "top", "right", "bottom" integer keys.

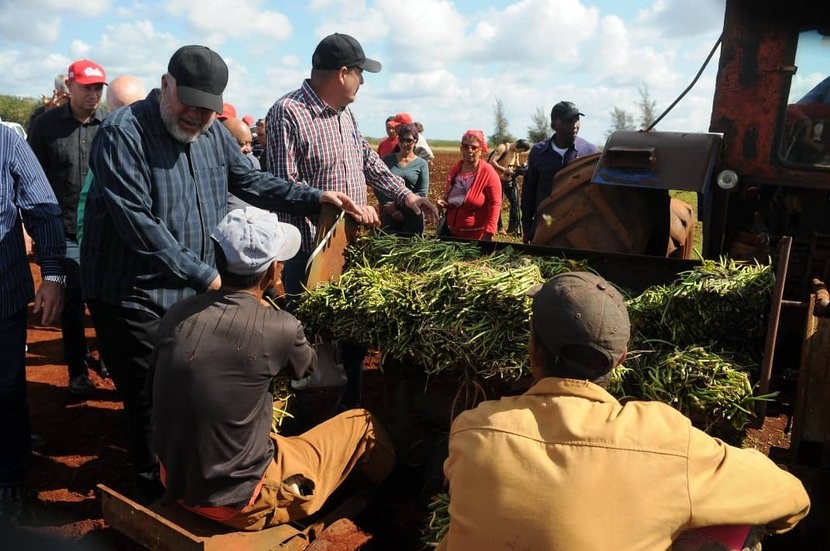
[
  {"left": 0, "top": 309, "right": 30, "bottom": 484},
  {"left": 63, "top": 239, "right": 88, "bottom": 377},
  {"left": 283, "top": 251, "right": 365, "bottom": 409},
  {"left": 87, "top": 300, "right": 159, "bottom": 474},
  {"left": 498, "top": 178, "right": 521, "bottom": 234}
]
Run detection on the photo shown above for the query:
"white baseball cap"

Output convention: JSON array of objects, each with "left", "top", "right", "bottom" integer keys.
[{"left": 211, "top": 207, "right": 301, "bottom": 275}]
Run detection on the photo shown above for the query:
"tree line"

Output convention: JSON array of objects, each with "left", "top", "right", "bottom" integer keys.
[
  {"left": 0, "top": 95, "right": 41, "bottom": 129},
  {"left": 488, "top": 83, "right": 658, "bottom": 148}
]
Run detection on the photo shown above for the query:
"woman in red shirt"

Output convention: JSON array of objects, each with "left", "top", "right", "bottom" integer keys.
[{"left": 440, "top": 130, "right": 502, "bottom": 240}]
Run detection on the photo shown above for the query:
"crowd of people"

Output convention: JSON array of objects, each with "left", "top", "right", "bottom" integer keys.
[{"left": 0, "top": 31, "right": 813, "bottom": 549}]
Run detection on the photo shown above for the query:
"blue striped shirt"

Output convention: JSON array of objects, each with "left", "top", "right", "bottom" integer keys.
[
  {"left": 0, "top": 124, "right": 65, "bottom": 317},
  {"left": 80, "top": 90, "right": 323, "bottom": 316},
  {"left": 266, "top": 80, "right": 410, "bottom": 253}
]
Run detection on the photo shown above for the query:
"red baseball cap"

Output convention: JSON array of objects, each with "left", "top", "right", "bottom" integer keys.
[
  {"left": 389, "top": 112, "right": 413, "bottom": 127},
  {"left": 217, "top": 102, "right": 237, "bottom": 121},
  {"left": 242, "top": 114, "right": 254, "bottom": 126},
  {"left": 67, "top": 60, "right": 107, "bottom": 85}
]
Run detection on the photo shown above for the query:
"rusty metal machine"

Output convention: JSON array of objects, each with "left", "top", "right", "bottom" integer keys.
[{"left": 526, "top": 1, "right": 830, "bottom": 545}]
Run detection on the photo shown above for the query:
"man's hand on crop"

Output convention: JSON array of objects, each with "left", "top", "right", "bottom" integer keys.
[
  {"left": 404, "top": 193, "right": 439, "bottom": 224},
  {"left": 320, "top": 191, "right": 379, "bottom": 226}
]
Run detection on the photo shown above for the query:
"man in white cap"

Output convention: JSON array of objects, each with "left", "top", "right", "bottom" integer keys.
[
  {"left": 81, "top": 45, "right": 372, "bottom": 501},
  {"left": 152, "top": 207, "right": 395, "bottom": 530},
  {"left": 438, "top": 271, "right": 809, "bottom": 550}
]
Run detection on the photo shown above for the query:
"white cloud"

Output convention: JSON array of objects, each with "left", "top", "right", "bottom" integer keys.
[
  {"left": 164, "top": 0, "right": 292, "bottom": 42},
  {"left": 635, "top": 0, "right": 725, "bottom": 39},
  {"left": 0, "top": 8, "right": 62, "bottom": 45},
  {"left": 31, "top": 0, "right": 111, "bottom": 17}
]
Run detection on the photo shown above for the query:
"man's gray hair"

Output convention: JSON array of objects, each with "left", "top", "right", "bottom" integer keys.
[{"left": 55, "top": 74, "right": 69, "bottom": 94}]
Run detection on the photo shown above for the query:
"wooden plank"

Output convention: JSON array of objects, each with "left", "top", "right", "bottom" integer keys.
[
  {"left": 99, "top": 484, "right": 206, "bottom": 551},
  {"left": 98, "top": 484, "right": 308, "bottom": 551}
]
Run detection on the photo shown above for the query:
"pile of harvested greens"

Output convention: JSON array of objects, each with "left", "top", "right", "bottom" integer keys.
[
  {"left": 296, "top": 234, "right": 775, "bottom": 435},
  {"left": 298, "top": 234, "right": 585, "bottom": 379}
]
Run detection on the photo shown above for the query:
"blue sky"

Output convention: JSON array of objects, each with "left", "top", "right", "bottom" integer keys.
[{"left": 0, "top": 0, "right": 734, "bottom": 143}]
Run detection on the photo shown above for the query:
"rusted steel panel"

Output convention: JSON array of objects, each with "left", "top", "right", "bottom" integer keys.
[{"left": 710, "top": 0, "right": 830, "bottom": 190}]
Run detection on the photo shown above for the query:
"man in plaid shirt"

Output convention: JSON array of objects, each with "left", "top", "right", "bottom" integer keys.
[{"left": 267, "top": 33, "right": 438, "bottom": 410}]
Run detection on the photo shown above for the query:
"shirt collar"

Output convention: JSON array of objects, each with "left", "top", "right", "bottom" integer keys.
[
  {"left": 301, "top": 79, "right": 341, "bottom": 118},
  {"left": 525, "top": 377, "right": 619, "bottom": 404},
  {"left": 58, "top": 101, "right": 107, "bottom": 124}
]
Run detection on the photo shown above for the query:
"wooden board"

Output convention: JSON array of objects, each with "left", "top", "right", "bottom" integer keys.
[
  {"left": 98, "top": 484, "right": 308, "bottom": 551},
  {"left": 305, "top": 206, "right": 358, "bottom": 291}
]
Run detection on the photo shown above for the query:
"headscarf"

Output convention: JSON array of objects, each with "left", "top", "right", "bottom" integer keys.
[{"left": 462, "top": 129, "right": 488, "bottom": 153}]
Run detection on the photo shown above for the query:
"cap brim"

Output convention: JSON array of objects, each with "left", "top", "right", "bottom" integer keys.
[
  {"left": 275, "top": 223, "right": 302, "bottom": 261},
  {"left": 176, "top": 85, "right": 223, "bottom": 113},
  {"left": 358, "top": 58, "right": 382, "bottom": 73},
  {"left": 73, "top": 78, "right": 108, "bottom": 86}
]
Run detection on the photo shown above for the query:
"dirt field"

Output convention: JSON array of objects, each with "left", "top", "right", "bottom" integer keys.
[{"left": 9, "top": 150, "right": 795, "bottom": 549}]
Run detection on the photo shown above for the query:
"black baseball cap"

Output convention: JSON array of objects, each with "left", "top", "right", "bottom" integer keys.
[
  {"left": 551, "top": 101, "right": 585, "bottom": 121},
  {"left": 167, "top": 45, "right": 228, "bottom": 114},
  {"left": 312, "top": 33, "right": 382, "bottom": 73},
  {"left": 529, "top": 272, "right": 630, "bottom": 377}
]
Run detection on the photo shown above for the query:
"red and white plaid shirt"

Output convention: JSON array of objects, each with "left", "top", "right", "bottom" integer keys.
[{"left": 266, "top": 80, "right": 410, "bottom": 252}]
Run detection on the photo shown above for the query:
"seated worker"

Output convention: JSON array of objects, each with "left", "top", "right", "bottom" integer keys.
[
  {"left": 152, "top": 207, "right": 395, "bottom": 531},
  {"left": 438, "top": 272, "right": 810, "bottom": 550}
]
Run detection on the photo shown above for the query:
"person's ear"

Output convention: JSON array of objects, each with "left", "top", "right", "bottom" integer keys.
[{"left": 261, "top": 260, "right": 279, "bottom": 289}]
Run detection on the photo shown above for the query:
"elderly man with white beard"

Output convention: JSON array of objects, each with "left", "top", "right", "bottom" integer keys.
[{"left": 80, "top": 45, "right": 375, "bottom": 502}]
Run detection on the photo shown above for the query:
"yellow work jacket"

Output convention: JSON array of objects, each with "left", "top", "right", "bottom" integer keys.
[{"left": 438, "top": 377, "right": 809, "bottom": 550}]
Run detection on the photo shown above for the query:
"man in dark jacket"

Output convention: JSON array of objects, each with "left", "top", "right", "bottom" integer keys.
[{"left": 521, "top": 101, "right": 599, "bottom": 242}]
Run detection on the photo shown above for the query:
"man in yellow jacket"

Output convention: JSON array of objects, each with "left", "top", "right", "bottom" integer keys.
[{"left": 438, "top": 271, "right": 810, "bottom": 550}]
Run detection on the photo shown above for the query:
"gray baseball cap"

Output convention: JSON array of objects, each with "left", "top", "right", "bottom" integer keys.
[
  {"left": 211, "top": 207, "right": 301, "bottom": 275},
  {"left": 529, "top": 272, "right": 630, "bottom": 376}
]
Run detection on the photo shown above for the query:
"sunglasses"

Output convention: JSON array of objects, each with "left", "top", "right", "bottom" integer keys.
[{"left": 399, "top": 138, "right": 416, "bottom": 145}]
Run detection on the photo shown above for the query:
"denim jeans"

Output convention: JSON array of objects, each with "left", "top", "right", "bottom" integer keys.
[
  {"left": 63, "top": 239, "right": 88, "bottom": 377},
  {"left": 0, "top": 309, "right": 30, "bottom": 484},
  {"left": 282, "top": 250, "right": 365, "bottom": 409},
  {"left": 500, "top": 178, "right": 520, "bottom": 234}
]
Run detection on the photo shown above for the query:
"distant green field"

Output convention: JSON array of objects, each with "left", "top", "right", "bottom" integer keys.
[{"left": 365, "top": 137, "right": 460, "bottom": 150}]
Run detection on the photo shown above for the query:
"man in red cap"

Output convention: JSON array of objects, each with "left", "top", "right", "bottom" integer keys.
[
  {"left": 377, "top": 112, "right": 414, "bottom": 157},
  {"left": 28, "top": 59, "right": 109, "bottom": 397}
]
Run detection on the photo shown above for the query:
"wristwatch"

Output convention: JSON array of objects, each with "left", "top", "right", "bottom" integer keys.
[{"left": 43, "top": 275, "right": 67, "bottom": 287}]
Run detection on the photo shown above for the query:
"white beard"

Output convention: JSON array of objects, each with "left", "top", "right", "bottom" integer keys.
[{"left": 159, "top": 91, "right": 208, "bottom": 144}]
